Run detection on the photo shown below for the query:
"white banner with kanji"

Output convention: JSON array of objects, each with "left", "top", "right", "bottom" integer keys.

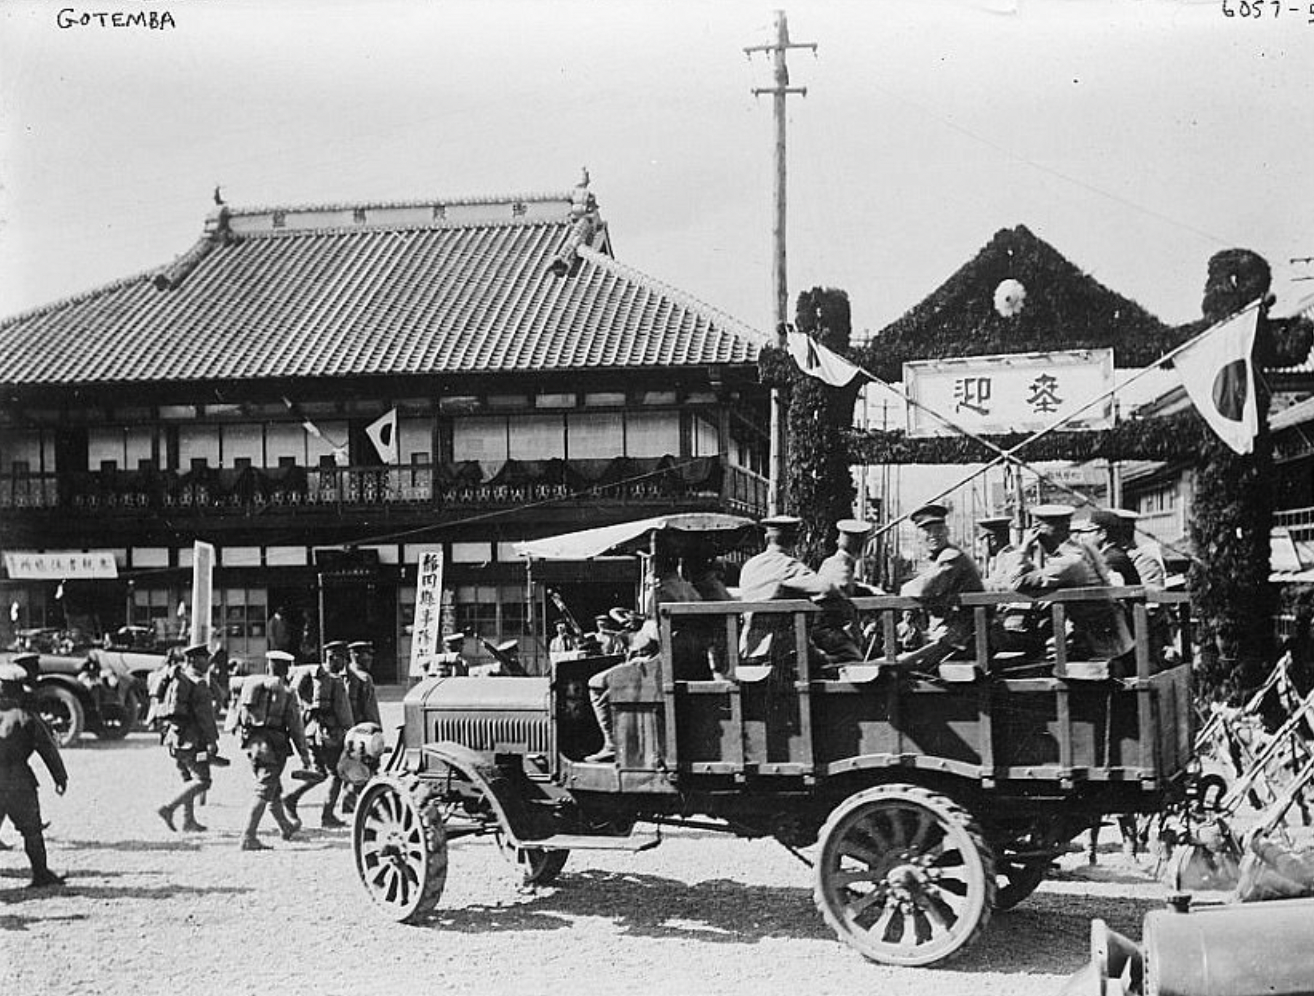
[
  {"left": 903, "top": 349, "right": 1115, "bottom": 438},
  {"left": 408, "top": 546, "right": 445, "bottom": 678}
]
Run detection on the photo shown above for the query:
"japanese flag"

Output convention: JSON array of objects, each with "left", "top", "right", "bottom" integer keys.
[
  {"left": 365, "top": 408, "right": 399, "bottom": 464},
  {"left": 1174, "top": 304, "right": 1260, "bottom": 455},
  {"left": 786, "top": 331, "right": 863, "bottom": 388}
]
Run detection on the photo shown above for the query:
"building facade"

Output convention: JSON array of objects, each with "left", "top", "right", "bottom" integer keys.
[{"left": 0, "top": 178, "right": 770, "bottom": 680}]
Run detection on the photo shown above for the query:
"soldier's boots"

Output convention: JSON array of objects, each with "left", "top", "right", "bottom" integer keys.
[
  {"left": 24, "top": 836, "right": 64, "bottom": 888},
  {"left": 282, "top": 793, "right": 301, "bottom": 826},
  {"left": 240, "top": 837, "right": 271, "bottom": 851},
  {"left": 180, "top": 817, "right": 208, "bottom": 833},
  {"left": 584, "top": 687, "right": 617, "bottom": 763},
  {"left": 321, "top": 806, "right": 347, "bottom": 830},
  {"left": 156, "top": 805, "right": 177, "bottom": 832},
  {"left": 27, "top": 869, "right": 65, "bottom": 889},
  {"left": 269, "top": 797, "right": 300, "bottom": 841}
]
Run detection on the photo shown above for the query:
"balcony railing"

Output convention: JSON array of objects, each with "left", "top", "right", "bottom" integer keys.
[
  {"left": 1276, "top": 506, "right": 1314, "bottom": 544},
  {"left": 0, "top": 456, "right": 769, "bottom": 518}
]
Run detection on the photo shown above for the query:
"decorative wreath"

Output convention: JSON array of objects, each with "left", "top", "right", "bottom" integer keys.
[{"left": 994, "top": 278, "right": 1027, "bottom": 317}]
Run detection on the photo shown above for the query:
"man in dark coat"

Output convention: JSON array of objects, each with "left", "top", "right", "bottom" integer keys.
[{"left": 0, "top": 659, "right": 67, "bottom": 887}]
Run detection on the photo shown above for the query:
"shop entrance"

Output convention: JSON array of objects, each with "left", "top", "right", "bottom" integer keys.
[{"left": 317, "top": 572, "right": 399, "bottom": 685}]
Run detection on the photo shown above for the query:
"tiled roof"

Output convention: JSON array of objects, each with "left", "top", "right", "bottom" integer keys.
[{"left": 0, "top": 189, "right": 765, "bottom": 387}]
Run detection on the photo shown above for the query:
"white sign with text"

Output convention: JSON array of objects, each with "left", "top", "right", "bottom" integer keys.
[
  {"left": 408, "top": 546, "right": 445, "bottom": 678},
  {"left": 903, "top": 349, "right": 1115, "bottom": 438}
]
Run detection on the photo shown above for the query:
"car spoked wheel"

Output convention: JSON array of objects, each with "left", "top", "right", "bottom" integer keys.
[
  {"left": 353, "top": 775, "right": 447, "bottom": 922},
  {"left": 35, "top": 686, "right": 85, "bottom": 748},
  {"left": 814, "top": 784, "right": 994, "bottom": 967}
]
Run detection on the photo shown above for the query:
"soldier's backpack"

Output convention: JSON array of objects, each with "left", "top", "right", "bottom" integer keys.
[
  {"left": 238, "top": 677, "right": 284, "bottom": 729},
  {"left": 147, "top": 661, "right": 179, "bottom": 704}
]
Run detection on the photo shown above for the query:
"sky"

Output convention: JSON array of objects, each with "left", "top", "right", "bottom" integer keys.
[{"left": 2, "top": 0, "right": 1312, "bottom": 341}]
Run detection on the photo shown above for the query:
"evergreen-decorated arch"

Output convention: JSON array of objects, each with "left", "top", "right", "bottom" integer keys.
[{"left": 763, "top": 233, "right": 1312, "bottom": 702}]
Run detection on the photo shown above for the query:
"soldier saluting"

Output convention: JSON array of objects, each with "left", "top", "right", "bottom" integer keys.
[{"left": 0, "top": 659, "right": 67, "bottom": 888}]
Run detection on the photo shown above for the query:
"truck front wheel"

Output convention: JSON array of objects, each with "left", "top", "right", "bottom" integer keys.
[
  {"left": 813, "top": 783, "right": 994, "bottom": 967},
  {"left": 353, "top": 775, "right": 447, "bottom": 923}
]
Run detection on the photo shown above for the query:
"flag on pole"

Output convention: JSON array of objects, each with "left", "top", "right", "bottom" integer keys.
[
  {"left": 1173, "top": 305, "right": 1260, "bottom": 455},
  {"left": 786, "top": 330, "right": 864, "bottom": 388},
  {"left": 365, "top": 408, "right": 399, "bottom": 464}
]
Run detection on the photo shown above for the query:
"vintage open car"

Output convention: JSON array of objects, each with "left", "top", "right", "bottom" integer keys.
[{"left": 351, "top": 515, "right": 1193, "bottom": 967}]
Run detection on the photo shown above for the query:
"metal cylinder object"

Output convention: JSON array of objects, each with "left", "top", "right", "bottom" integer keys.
[{"left": 1143, "top": 897, "right": 1314, "bottom": 996}]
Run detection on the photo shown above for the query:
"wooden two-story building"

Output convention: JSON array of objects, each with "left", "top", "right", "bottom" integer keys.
[{"left": 0, "top": 178, "right": 770, "bottom": 680}]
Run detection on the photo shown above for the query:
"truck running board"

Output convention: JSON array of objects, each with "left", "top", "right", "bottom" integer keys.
[{"left": 512, "top": 832, "right": 662, "bottom": 853}]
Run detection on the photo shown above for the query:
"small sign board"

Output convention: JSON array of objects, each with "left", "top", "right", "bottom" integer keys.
[
  {"left": 903, "top": 349, "right": 1115, "bottom": 438},
  {"left": 409, "top": 546, "right": 445, "bottom": 679},
  {"left": 190, "top": 541, "right": 215, "bottom": 648},
  {"left": 3, "top": 550, "right": 119, "bottom": 579}
]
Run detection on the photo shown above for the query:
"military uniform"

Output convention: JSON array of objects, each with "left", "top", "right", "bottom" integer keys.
[
  {"left": 156, "top": 644, "right": 221, "bottom": 833},
  {"left": 0, "top": 660, "right": 67, "bottom": 887},
  {"left": 282, "top": 643, "right": 356, "bottom": 828},
  {"left": 1011, "top": 509, "right": 1135, "bottom": 665},
  {"left": 345, "top": 643, "right": 382, "bottom": 727},
  {"left": 235, "top": 650, "right": 312, "bottom": 849},
  {"left": 898, "top": 504, "right": 985, "bottom": 670},
  {"left": 900, "top": 545, "right": 985, "bottom": 657},
  {"left": 741, "top": 535, "right": 839, "bottom": 660}
]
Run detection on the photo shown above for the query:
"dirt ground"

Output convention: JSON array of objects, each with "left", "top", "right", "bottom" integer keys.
[{"left": 1, "top": 692, "right": 1177, "bottom": 996}]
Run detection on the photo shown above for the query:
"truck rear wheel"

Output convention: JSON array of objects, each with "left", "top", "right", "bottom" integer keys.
[
  {"left": 814, "top": 784, "right": 994, "bottom": 967},
  {"left": 353, "top": 775, "right": 447, "bottom": 923}
]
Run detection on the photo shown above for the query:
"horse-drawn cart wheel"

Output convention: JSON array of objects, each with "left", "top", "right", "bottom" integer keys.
[
  {"left": 814, "top": 784, "right": 994, "bottom": 966},
  {"left": 353, "top": 775, "right": 447, "bottom": 922}
]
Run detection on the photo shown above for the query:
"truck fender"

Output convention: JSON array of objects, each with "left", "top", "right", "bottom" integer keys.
[{"left": 419, "top": 741, "right": 544, "bottom": 846}]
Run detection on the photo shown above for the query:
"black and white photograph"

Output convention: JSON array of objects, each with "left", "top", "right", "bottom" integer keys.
[{"left": 2, "top": 1, "right": 1313, "bottom": 993}]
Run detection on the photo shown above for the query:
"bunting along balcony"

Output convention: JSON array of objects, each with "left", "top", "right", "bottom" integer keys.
[{"left": 1, "top": 456, "right": 766, "bottom": 517}]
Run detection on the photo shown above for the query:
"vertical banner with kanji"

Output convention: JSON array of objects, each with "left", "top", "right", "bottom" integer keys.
[
  {"left": 190, "top": 541, "right": 215, "bottom": 648},
  {"left": 409, "top": 546, "right": 445, "bottom": 678}
]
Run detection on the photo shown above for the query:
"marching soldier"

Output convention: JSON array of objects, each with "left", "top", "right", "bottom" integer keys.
[
  {"left": 156, "top": 642, "right": 222, "bottom": 833},
  {"left": 234, "top": 650, "right": 314, "bottom": 850},
  {"left": 282, "top": 640, "right": 355, "bottom": 829},
  {"left": 346, "top": 641, "right": 382, "bottom": 727},
  {"left": 0, "top": 661, "right": 67, "bottom": 888}
]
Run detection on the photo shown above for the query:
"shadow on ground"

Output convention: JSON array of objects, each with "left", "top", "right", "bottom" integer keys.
[{"left": 0, "top": 880, "right": 253, "bottom": 909}]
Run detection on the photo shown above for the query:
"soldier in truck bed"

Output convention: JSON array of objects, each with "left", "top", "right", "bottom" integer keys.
[{"left": 897, "top": 503, "right": 985, "bottom": 672}]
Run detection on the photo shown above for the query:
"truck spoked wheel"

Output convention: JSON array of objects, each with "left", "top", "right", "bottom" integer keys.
[
  {"left": 814, "top": 784, "right": 994, "bottom": 967},
  {"left": 353, "top": 775, "right": 448, "bottom": 922},
  {"left": 992, "top": 818, "right": 1072, "bottom": 911},
  {"left": 495, "top": 833, "right": 570, "bottom": 886}
]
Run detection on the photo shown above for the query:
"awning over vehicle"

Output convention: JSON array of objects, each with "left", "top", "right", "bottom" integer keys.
[{"left": 514, "top": 513, "right": 757, "bottom": 561}]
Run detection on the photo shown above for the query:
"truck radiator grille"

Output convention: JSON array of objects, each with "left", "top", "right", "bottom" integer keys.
[{"left": 431, "top": 715, "right": 552, "bottom": 754}]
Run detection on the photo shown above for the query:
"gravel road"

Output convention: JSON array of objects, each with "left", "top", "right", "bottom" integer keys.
[{"left": 1, "top": 694, "right": 1173, "bottom": 996}]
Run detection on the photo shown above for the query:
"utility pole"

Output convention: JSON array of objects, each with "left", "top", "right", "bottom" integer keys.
[{"left": 746, "top": 10, "right": 816, "bottom": 515}]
